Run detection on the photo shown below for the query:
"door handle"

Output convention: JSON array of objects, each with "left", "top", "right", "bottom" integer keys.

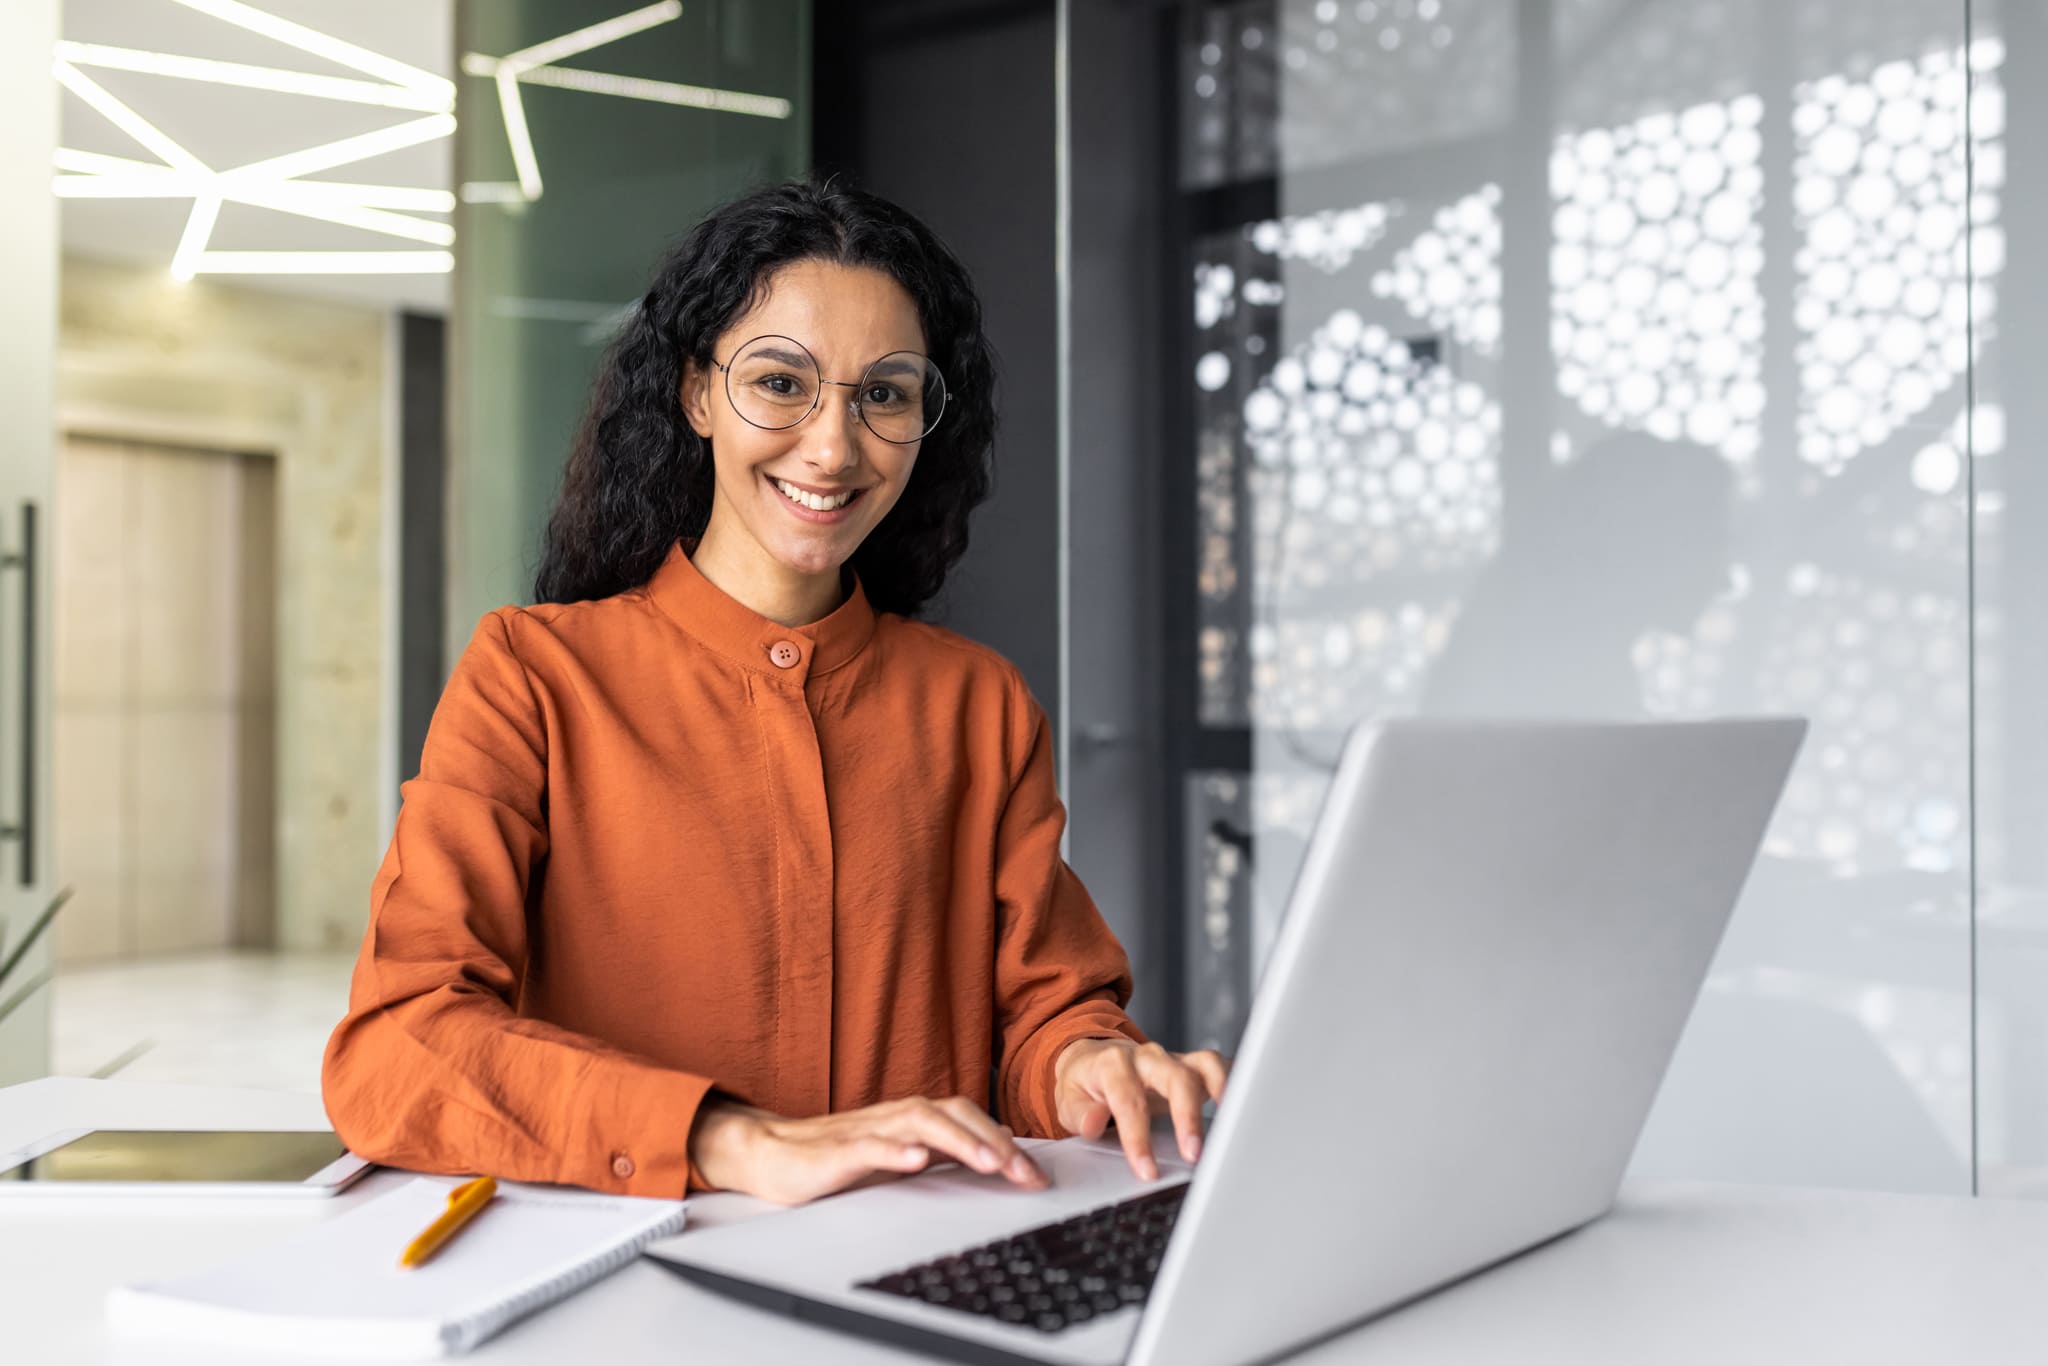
[{"left": 0, "top": 501, "right": 37, "bottom": 887}]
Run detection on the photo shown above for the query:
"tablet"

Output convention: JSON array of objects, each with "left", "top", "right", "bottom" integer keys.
[{"left": 0, "top": 1128, "right": 373, "bottom": 1197}]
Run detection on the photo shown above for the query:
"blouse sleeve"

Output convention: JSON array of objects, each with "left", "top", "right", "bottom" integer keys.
[
  {"left": 990, "top": 669, "right": 1149, "bottom": 1137},
  {"left": 320, "top": 611, "right": 716, "bottom": 1196}
]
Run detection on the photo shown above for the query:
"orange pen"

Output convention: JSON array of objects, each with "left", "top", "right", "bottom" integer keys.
[{"left": 399, "top": 1176, "right": 497, "bottom": 1269}]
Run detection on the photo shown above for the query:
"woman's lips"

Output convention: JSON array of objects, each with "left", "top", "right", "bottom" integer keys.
[{"left": 766, "top": 473, "right": 863, "bottom": 524}]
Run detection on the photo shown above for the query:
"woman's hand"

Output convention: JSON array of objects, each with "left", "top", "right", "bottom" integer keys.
[
  {"left": 1053, "top": 1039, "right": 1231, "bottom": 1181},
  {"left": 689, "top": 1094, "right": 1050, "bottom": 1206}
]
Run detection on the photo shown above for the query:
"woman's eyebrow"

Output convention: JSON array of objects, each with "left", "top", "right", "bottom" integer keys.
[
  {"left": 864, "top": 355, "right": 924, "bottom": 377},
  {"left": 745, "top": 345, "right": 812, "bottom": 367}
]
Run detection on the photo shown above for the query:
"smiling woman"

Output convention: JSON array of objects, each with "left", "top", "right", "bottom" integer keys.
[
  {"left": 530, "top": 181, "right": 997, "bottom": 624},
  {"left": 320, "top": 179, "right": 1230, "bottom": 1207}
]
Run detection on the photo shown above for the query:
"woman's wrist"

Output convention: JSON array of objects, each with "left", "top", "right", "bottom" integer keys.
[{"left": 688, "top": 1095, "right": 771, "bottom": 1192}]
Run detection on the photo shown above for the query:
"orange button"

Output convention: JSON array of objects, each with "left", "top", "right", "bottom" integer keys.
[
  {"left": 611, "top": 1152, "right": 636, "bottom": 1179},
  {"left": 768, "top": 640, "right": 801, "bottom": 669}
]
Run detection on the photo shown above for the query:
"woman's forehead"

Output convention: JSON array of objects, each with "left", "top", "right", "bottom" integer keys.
[{"left": 726, "top": 260, "right": 926, "bottom": 362}]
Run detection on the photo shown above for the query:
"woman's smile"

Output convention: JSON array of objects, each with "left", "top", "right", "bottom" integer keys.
[{"left": 765, "top": 471, "right": 869, "bottom": 523}]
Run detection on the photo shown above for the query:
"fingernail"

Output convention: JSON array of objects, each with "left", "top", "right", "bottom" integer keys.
[
  {"left": 1182, "top": 1134, "right": 1202, "bottom": 1163},
  {"left": 1141, "top": 1159, "right": 1158, "bottom": 1181},
  {"left": 976, "top": 1145, "right": 999, "bottom": 1170},
  {"left": 904, "top": 1145, "right": 927, "bottom": 1163}
]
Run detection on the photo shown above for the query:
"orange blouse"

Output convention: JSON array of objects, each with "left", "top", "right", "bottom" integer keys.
[{"left": 321, "top": 542, "right": 1144, "bottom": 1197}]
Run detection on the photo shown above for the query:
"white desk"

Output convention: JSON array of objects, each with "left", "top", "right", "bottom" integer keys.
[{"left": 4, "top": 1077, "right": 2047, "bottom": 1365}]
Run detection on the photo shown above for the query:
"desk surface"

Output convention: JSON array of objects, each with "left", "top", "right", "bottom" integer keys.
[{"left": 4, "top": 1077, "right": 2046, "bottom": 1365}]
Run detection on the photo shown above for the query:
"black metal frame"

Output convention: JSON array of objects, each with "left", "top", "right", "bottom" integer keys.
[{"left": 1157, "top": 3, "right": 1278, "bottom": 1050}]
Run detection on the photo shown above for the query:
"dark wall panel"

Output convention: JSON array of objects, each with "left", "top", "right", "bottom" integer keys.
[
  {"left": 399, "top": 310, "right": 447, "bottom": 786},
  {"left": 815, "top": 1, "right": 1062, "bottom": 737}
]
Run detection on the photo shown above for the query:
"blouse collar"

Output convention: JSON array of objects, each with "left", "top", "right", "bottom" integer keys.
[{"left": 644, "top": 540, "right": 877, "bottom": 682}]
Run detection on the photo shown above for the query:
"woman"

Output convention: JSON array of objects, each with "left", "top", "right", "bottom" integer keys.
[{"left": 322, "top": 178, "right": 1227, "bottom": 1205}]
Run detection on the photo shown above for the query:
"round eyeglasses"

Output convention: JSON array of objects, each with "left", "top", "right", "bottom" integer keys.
[{"left": 710, "top": 335, "right": 948, "bottom": 445}]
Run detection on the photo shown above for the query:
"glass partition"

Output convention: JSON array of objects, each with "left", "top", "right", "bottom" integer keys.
[
  {"left": 1169, "top": 0, "right": 2002, "bottom": 1193},
  {"left": 449, "top": 0, "right": 809, "bottom": 640}
]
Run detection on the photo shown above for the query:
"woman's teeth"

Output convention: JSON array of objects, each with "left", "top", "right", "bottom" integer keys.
[{"left": 773, "top": 478, "right": 859, "bottom": 511}]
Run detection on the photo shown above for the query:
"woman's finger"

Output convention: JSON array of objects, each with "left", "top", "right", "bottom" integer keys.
[
  {"left": 1182, "top": 1049, "right": 1230, "bottom": 1105},
  {"left": 1064, "top": 1095, "right": 1112, "bottom": 1141},
  {"left": 887, "top": 1099, "right": 1003, "bottom": 1173},
  {"left": 1101, "top": 1053, "right": 1159, "bottom": 1181},
  {"left": 1142, "top": 1054, "right": 1211, "bottom": 1163},
  {"left": 862, "top": 1135, "right": 932, "bottom": 1173},
  {"left": 884, "top": 1099, "right": 1039, "bottom": 1185},
  {"left": 934, "top": 1096, "right": 1046, "bottom": 1186}
]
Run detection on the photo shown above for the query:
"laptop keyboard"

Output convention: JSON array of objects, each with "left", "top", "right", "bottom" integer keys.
[{"left": 855, "top": 1182, "right": 1189, "bottom": 1335}]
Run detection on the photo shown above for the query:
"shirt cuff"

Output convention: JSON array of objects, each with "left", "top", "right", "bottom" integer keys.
[{"left": 564, "top": 1058, "right": 717, "bottom": 1197}]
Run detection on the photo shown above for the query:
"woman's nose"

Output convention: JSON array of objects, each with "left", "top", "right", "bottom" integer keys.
[{"left": 796, "top": 394, "right": 863, "bottom": 472}]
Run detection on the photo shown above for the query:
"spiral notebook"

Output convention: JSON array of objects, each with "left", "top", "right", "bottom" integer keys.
[{"left": 106, "top": 1176, "right": 687, "bottom": 1358}]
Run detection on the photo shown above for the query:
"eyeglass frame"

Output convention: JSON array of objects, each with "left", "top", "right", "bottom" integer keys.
[{"left": 707, "top": 334, "right": 949, "bottom": 446}]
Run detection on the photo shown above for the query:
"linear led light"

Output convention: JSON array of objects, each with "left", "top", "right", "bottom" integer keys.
[
  {"left": 457, "top": 180, "right": 527, "bottom": 204},
  {"left": 234, "top": 180, "right": 454, "bottom": 213},
  {"left": 168, "top": 0, "right": 453, "bottom": 104},
  {"left": 189, "top": 250, "right": 453, "bottom": 274},
  {"left": 170, "top": 194, "right": 221, "bottom": 280},
  {"left": 229, "top": 186, "right": 454, "bottom": 245},
  {"left": 56, "top": 40, "right": 449, "bottom": 112},
  {"left": 56, "top": 147, "right": 185, "bottom": 177},
  {"left": 269, "top": 183, "right": 450, "bottom": 212},
  {"left": 219, "top": 112, "right": 455, "bottom": 184},
  {"left": 55, "top": 151, "right": 456, "bottom": 212},
  {"left": 493, "top": 1, "right": 682, "bottom": 72},
  {"left": 516, "top": 64, "right": 791, "bottom": 119},
  {"left": 495, "top": 67, "right": 543, "bottom": 200},
  {"left": 56, "top": 171, "right": 454, "bottom": 219},
  {"left": 53, "top": 59, "right": 205, "bottom": 172}
]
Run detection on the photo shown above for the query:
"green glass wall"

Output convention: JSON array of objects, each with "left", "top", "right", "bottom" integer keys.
[{"left": 449, "top": 0, "right": 810, "bottom": 642}]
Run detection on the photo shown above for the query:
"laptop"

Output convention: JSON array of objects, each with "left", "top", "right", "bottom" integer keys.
[{"left": 647, "top": 717, "right": 1806, "bottom": 1366}]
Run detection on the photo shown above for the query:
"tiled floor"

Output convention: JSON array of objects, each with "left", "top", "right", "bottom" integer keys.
[{"left": 50, "top": 950, "right": 357, "bottom": 1093}]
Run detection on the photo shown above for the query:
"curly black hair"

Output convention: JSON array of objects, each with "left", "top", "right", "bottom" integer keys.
[{"left": 532, "top": 177, "right": 997, "bottom": 616}]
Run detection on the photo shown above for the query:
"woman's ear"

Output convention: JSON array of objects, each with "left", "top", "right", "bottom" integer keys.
[{"left": 679, "top": 359, "right": 714, "bottom": 439}]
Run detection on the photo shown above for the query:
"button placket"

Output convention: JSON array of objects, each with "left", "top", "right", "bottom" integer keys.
[{"left": 746, "top": 660, "right": 836, "bottom": 1117}]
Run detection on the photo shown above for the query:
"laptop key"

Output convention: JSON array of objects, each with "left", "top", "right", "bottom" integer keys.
[{"left": 855, "top": 1181, "right": 1190, "bottom": 1335}]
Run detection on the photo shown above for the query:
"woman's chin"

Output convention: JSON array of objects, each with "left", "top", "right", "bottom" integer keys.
[{"left": 767, "top": 534, "right": 853, "bottom": 580}]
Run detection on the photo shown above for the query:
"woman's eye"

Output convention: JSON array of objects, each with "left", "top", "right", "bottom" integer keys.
[
  {"left": 864, "top": 384, "right": 904, "bottom": 406},
  {"left": 757, "top": 374, "right": 801, "bottom": 396}
]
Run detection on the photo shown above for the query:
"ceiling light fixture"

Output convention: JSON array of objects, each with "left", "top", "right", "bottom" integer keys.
[
  {"left": 57, "top": 0, "right": 799, "bottom": 274},
  {"left": 55, "top": 39, "right": 451, "bottom": 112},
  {"left": 52, "top": 62, "right": 455, "bottom": 272},
  {"left": 53, "top": 1, "right": 456, "bottom": 278}
]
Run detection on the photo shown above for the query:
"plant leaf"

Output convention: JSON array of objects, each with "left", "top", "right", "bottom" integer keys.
[
  {"left": 0, "top": 969, "right": 51, "bottom": 1028},
  {"left": 0, "top": 886, "right": 73, "bottom": 991},
  {"left": 89, "top": 1039, "right": 157, "bottom": 1079}
]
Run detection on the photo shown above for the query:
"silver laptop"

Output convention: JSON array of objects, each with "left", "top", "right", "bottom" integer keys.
[{"left": 647, "top": 717, "right": 1805, "bottom": 1366}]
